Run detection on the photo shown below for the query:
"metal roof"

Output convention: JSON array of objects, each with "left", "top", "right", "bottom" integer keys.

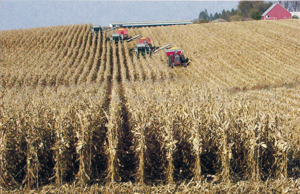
[
  {"left": 262, "top": 3, "right": 278, "bottom": 16},
  {"left": 109, "top": 20, "right": 192, "bottom": 28},
  {"left": 262, "top": 3, "right": 290, "bottom": 17}
]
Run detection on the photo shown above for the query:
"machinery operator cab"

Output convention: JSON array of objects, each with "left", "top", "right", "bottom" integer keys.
[
  {"left": 134, "top": 43, "right": 151, "bottom": 58},
  {"left": 174, "top": 51, "right": 180, "bottom": 62}
]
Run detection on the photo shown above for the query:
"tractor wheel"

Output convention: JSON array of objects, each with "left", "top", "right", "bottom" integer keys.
[
  {"left": 168, "top": 56, "right": 172, "bottom": 67},
  {"left": 180, "top": 54, "right": 186, "bottom": 63}
]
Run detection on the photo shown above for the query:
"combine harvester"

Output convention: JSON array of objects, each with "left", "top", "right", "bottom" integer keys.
[
  {"left": 106, "top": 26, "right": 130, "bottom": 45},
  {"left": 127, "top": 35, "right": 159, "bottom": 58},
  {"left": 101, "top": 23, "right": 189, "bottom": 67},
  {"left": 153, "top": 44, "right": 189, "bottom": 68}
]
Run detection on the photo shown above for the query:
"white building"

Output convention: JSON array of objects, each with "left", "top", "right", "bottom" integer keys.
[
  {"left": 109, "top": 20, "right": 192, "bottom": 28},
  {"left": 290, "top": 12, "right": 300, "bottom": 18}
]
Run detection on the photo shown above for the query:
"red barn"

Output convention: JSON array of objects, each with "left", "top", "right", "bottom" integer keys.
[{"left": 261, "top": 3, "right": 292, "bottom": 20}]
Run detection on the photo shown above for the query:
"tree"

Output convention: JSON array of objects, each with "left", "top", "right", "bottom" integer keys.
[
  {"left": 198, "top": 9, "right": 209, "bottom": 23},
  {"left": 226, "top": 10, "right": 231, "bottom": 21},
  {"left": 230, "top": 14, "right": 242, "bottom": 21},
  {"left": 250, "top": 8, "right": 261, "bottom": 20},
  {"left": 209, "top": 13, "right": 214, "bottom": 21},
  {"left": 192, "top": 19, "right": 199, "bottom": 24},
  {"left": 237, "top": 1, "right": 272, "bottom": 20},
  {"left": 231, "top": 8, "right": 237, "bottom": 15},
  {"left": 238, "top": 1, "right": 254, "bottom": 18},
  {"left": 198, "top": 9, "right": 209, "bottom": 21},
  {"left": 279, "top": 1, "right": 300, "bottom": 12},
  {"left": 214, "top": 12, "right": 220, "bottom": 20},
  {"left": 221, "top": 9, "right": 227, "bottom": 20}
]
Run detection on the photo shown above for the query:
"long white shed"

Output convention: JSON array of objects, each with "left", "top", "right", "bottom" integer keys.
[{"left": 109, "top": 20, "right": 192, "bottom": 28}]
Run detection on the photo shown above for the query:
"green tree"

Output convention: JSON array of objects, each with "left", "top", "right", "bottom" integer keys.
[
  {"left": 209, "top": 13, "right": 214, "bottom": 21},
  {"left": 192, "top": 19, "right": 199, "bottom": 24},
  {"left": 238, "top": 1, "right": 254, "bottom": 18},
  {"left": 221, "top": 9, "right": 226, "bottom": 19},
  {"left": 198, "top": 9, "right": 209, "bottom": 23},
  {"left": 231, "top": 8, "right": 237, "bottom": 15},
  {"left": 237, "top": 1, "right": 272, "bottom": 20},
  {"left": 250, "top": 8, "right": 261, "bottom": 20},
  {"left": 198, "top": 9, "right": 209, "bottom": 20},
  {"left": 214, "top": 12, "right": 220, "bottom": 20},
  {"left": 279, "top": 1, "right": 300, "bottom": 12}
]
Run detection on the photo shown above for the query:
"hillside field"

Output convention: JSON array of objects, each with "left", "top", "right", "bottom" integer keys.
[{"left": 1, "top": 19, "right": 300, "bottom": 193}]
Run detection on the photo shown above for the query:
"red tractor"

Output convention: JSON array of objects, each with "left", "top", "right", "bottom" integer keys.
[{"left": 153, "top": 44, "right": 188, "bottom": 68}]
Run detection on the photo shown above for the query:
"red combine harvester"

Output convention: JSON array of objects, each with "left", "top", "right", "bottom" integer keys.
[
  {"left": 127, "top": 35, "right": 159, "bottom": 58},
  {"left": 138, "top": 37, "right": 152, "bottom": 47},
  {"left": 153, "top": 44, "right": 188, "bottom": 68},
  {"left": 108, "top": 27, "right": 129, "bottom": 45}
]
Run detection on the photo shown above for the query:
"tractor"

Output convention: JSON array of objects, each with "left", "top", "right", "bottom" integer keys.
[{"left": 153, "top": 44, "right": 188, "bottom": 68}]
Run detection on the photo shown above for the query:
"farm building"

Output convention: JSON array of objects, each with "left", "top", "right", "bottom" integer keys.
[
  {"left": 261, "top": 3, "right": 292, "bottom": 20},
  {"left": 109, "top": 20, "right": 192, "bottom": 28}
]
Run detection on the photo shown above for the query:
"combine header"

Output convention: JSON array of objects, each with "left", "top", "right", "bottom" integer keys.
[
  {"left": 153, "top": 44, "right": 188, "bottom": 68},
  {"left": 90, "top": 25, "right": 103, "bottom": 39}
]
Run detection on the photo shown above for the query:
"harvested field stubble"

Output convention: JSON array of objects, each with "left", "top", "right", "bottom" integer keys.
[{"left": 1, "top": 20, "right": 300, "bottom": 192}]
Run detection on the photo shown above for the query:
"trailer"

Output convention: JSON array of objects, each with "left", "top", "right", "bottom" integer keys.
[{"left": 153, "top": 44, "right": 188, "bottom": 68}]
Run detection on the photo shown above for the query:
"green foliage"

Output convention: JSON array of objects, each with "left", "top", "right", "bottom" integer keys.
[
  {"left": 194, "top": 1, "right": 274, "bottom": 23},
  {"left": 230, "top": 14, "right": 242, "bottom": 21},
  {"left": 250, "top": 8, "right": 261, "bottom": 20},
  {"left": 214, "top": 12, "right": 220, "bottom": 20},
  {"left": 192, "top": 19, "right": 199, "bottom": 24},
  {"left": 237, "top": 1, "right": 272, "bottom": 20},
  {"left": 198, "top": 9, "right": 209, "bottom": 21}
]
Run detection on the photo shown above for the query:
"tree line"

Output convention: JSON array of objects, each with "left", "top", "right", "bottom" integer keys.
[
  {"left": 194, "top": 1, "right": 300, "bottom": 23},
  {"left": 279, "top": 1, "right": 300, "bottom": 12}
]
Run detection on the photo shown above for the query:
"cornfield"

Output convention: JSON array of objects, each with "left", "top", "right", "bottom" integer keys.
[{"left": 1, "top": 20, "right": 300, "bottom": 193}]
